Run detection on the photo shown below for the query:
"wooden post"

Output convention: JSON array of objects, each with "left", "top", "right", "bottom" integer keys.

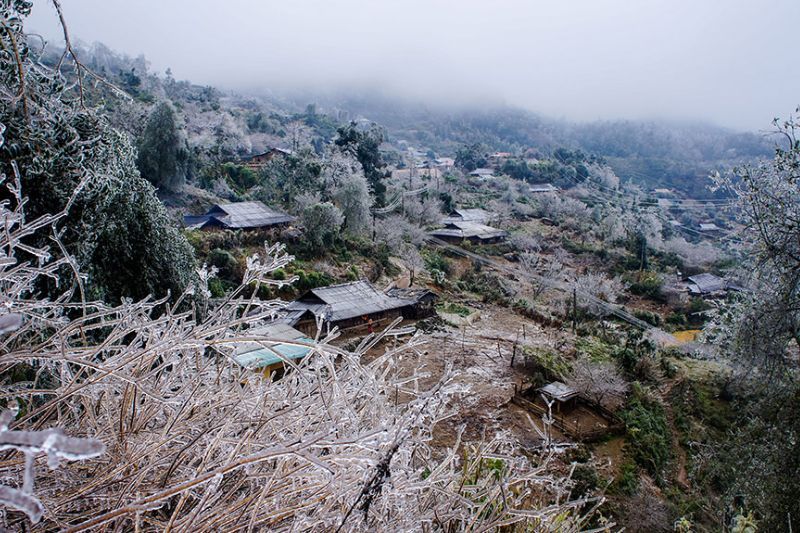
[{"left": 511, "top": 343, "right": 516, "bottom": 368}]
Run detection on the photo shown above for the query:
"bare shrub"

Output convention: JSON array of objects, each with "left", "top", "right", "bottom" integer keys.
[
  {"left": 566, "top": 357, "right": 629, "bottom": 410},
  {"left": 0, "top": 179, "right": 603, "bottom": 530},
  {"left": 573, "top": 273, "right": 625, "bottom": 317}
]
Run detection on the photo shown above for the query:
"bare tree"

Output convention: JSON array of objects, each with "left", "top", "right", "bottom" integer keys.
[{"left": 566, "top": 357, "right": 629, "bottom": 410}]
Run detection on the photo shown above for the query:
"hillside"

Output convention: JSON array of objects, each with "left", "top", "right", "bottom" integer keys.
[{"left": 0, "top": 7, "right": 797, "bottom": 532}]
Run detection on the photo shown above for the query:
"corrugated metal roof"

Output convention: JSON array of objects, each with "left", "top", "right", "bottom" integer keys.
[
  {"left": 287, "top": 280, "right": 415, "bottom": 322},
  {"left": 529, "top": 183, "right": 558, "bottom": 193},
  {"left": 208, "top": 201, "right": 295, "bottom": 229},
  {"left": 444, "top": 208, "right": 495, "bottom": 224},
  {"left": 469, "top": 168, "right": 495, "bottom": 176},
  {"left": 539, "top": 381, "right": 579, "bottom": 402},
  {"left": 698, "top": 223, "right": 721, "bottom": 232},
  {"left": 232, "top": 322, "right": 313, "bottom": 369},
  {"left": 687, "top": 273, "right": 727, "bottom": 294},
  {"left": 429, "top": 221, "right": 508, "bottom": 241}
]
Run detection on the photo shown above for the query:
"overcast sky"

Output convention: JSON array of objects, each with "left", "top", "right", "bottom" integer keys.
[{"left": 27, "top": 0, "right": 800, "bottom": 130}]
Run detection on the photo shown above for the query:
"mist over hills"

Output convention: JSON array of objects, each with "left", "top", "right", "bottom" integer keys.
[
  {"left": 275, "top": 89, "right": 776, "bottom": 193},
  {"left": 48, "top": 39, "right": 776, "bottom": 196}
]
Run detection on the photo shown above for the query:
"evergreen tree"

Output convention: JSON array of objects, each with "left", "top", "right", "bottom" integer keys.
[
  {"left": 334, "top": 122, "right": 387, "bottom": 206},
  {"left": 136, "top": 101, "right": 188, "bottom": 191},
  {"left": 0, "top": 6, "right": 195, "bottom": 303}
]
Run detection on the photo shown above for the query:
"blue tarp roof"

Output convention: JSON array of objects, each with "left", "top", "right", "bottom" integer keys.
[
  {"left": 234, "top": 341, "right": 312, "bottom": 369},
  {"left": 231, "top": 323, "right": 313, "bottom": 369}
]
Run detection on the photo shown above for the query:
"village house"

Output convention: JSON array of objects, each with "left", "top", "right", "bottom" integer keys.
[
  {"left": 698, "top": 222, "right": 723, "bottom": 235},
  {"left": 232, "top": 322, "right": 314, "bottom": 378},
  {"left": 488, "top": 151, "right": 512, "bottom": 167},
  {"left": 434, "top": 157, "right": 455, "bottom": 171},
  {"left": 241, "top": 147, "right": 293, "bottom": 170},
  {"left": 684, "top": 273, "right": 729, "bottom": 297},
  {"left": 283, "top": 280, "right": 435, "bottom": 336},
  {"left": 429, "top": 220, "right": 508, "bottom": 245},
  {"left": 528, "top": 183, "right": 559, "bottom": 194},
  {"left": 442, "top": 208, "right": 497, "bottom": 225},
  {"left": 468, "top": 168, "right": 495, "bottom": 179},
  {"left": 183, "top": 201, "right": 295, "bottom": 231}
]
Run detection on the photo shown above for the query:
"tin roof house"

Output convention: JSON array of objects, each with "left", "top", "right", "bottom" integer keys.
[
  {"left": 468, "top": 168, "right": 495, "bottom": 179},
  {"left": 685, "top": 273, "right": 728, "bottom": 296},
  {"left": 283, "top": 280, "right": 429, "bottom": 335},
  {"left": 442, "top": 208, "right": 496, "bottom": 225},
  {"left": 242, "top": 147, "right": 293, "bottom": 169},
  {"left": 528, "top": 183, "right": 558, "bottom": 194},
  {"left": 429, "top": 221, "right": 508, "bottom": 244},
  {"left": 184, "top": 201, "right": 295, "bottom": 231}
]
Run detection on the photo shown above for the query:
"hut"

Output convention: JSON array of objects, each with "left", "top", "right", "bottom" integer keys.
[
  {"left": 242, "top": 147, "right": 293, "bottom": 170},
  {"left": 284, "top": 280, "right": 418, "bottom": 336},
  {"left": 183, "top": 201, "right": 295, "bottom": 231},
  {"left": 429, "top": 221, "right": 508, "bottom": 244},
  {"left": 538, "top": 381, "right": 580, "bottom": 413},
  {"left": 232, "top": 322, "right": 313, "bottom": 378}
]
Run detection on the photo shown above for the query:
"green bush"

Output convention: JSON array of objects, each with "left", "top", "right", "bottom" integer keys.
[
  {"left": 424, "top": 252, "right": 451, "bottom": 275},
  {"left": 571, "top": 464, "right": 599, "bottom": 497},
  {"left": 207, "top": 248, "right": 240, "bottom": 282},
  {"left": 626, "top": 271, "right": 665, "bottom": 302},
  {"left": 295, "top": 269, "right": 334, "bottom": 292},
  {"left": 620, "top": 383, "right": 671, "bottom": 484},
  {"left": 436, "top": 302, "right": 471, "bottom": 317},
  {"left": 633, "top": 309, "right": 662, "bottom": 327},
  {"left": 521, "top": 346, "right": 572, "bottom": 380},
  {"left": 610, "top": 458, "right": 640, "bottom": 495}
]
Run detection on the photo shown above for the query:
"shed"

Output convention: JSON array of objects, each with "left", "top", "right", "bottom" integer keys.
[
  {"left": 538, "top": 381, "right": 580, "bottom": 413},
  {"left": 183, "top": 201, "right": 295, "bottom": 231},
  {"left": 285, "top": 280, "right": 418, "bottom": 335},
  {"left": 232, "top": 322, "right": 313, "bottom": 378},
  {"left": 686, "top": 273, "right": 727, "bottom": 296},
  {"left": 429, "top": 221, "right": 508, "bottom": 244}
]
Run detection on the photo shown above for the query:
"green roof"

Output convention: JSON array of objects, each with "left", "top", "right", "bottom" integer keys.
[{"left": 234, "top": 340, "right": 313, "bottom": 369}]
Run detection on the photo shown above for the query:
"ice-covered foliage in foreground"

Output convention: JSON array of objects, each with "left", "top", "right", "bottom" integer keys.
[{"left": 0, "top": 186, "right": 606, "bottom": 530}]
